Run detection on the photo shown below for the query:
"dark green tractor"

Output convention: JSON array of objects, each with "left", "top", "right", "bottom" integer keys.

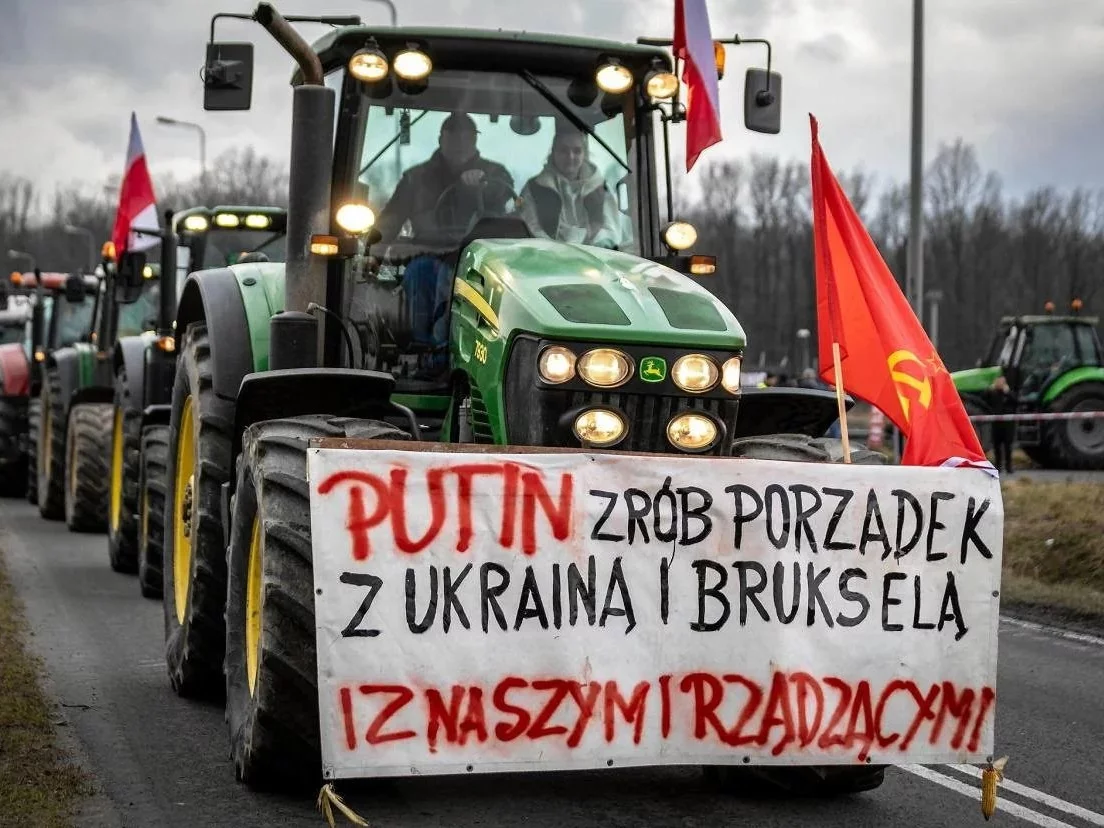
[
  {"left": 37, "top": 248, "right": 160, "bottom": 531},
  {"left": 953, "top": 303, "right": 1104, "bottom": 469},
  {"left": 107, "top": 205, "right": 288, "bottom": 594},
  {"left": 157, "top": 3, "right": 881, "bottom": 795}
]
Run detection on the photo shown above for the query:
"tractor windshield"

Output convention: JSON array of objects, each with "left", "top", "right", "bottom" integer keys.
[
  {"left": 0, "top": 319, "right": 23, "bottom": 346},
  {"left": 117, "top": 281, "right": 161, "bottom": 338},
  {"left": 52, "top": 294, "right": 95, "bottom": 348},
  {"left": 351, "top": 68, "right": 639, "bottom": 256},
  {"left": 199, "top": 229, "right": 288, "bottom": 269}
]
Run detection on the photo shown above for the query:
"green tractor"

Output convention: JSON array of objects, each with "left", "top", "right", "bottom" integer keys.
[
  {"left": 158, "top": 3, "right": 881, "bottom": 795},
  {"left": 1, "top": 270, "right": 105, "bottom": 500},
  {"left": 37, "top": 247, "right": 160, "bottom": 531},
  {"left": 953, "top": 301, "right": 1104, "bottom": 469},
  {"left": 107, "top": 205, "right": 288, "bottom": 593}
]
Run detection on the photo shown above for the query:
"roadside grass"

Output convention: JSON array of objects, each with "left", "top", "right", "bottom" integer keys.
[
  {"left": 1001, "top": 478, "right": 1104, "bottom": 622},
  {"left": 0, "top": 552, "right": 92, "bottom": 827}
]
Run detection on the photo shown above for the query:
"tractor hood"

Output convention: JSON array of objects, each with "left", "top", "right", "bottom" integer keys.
[
  {"left": 952, "top": 365, "right": 1002, "bottom": 393},
  {"left": 460, "top": 238, "right": 746, "bottom": 349}
]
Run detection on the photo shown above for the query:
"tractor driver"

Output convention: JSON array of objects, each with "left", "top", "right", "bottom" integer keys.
[
  {"left": 374, "top": 111, "right": 515, "bottom": 244},
  {"left": 373, "top": 111, "right": 515, "bottom": 380}
]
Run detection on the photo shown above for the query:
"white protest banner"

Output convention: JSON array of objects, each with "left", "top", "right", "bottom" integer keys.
[{"left": 307, "top": 445, "right": 1002, "bottom": 781}]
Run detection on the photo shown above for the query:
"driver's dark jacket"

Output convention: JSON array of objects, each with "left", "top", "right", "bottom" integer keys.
[{"left": 375, "top": 150, "right": 514, "bottom": 243}]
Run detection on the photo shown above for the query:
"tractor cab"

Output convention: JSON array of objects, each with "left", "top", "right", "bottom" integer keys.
[
  {"left": 977, "top": 313, "right": 1102, "bottom": 396},
  {"left": 174, "top": 206, "right": 288, "bottom": 284}
]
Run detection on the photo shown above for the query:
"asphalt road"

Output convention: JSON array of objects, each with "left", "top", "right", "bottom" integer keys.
[{"left": 2, "top": 496, "right": 1103, "bottom": 828}]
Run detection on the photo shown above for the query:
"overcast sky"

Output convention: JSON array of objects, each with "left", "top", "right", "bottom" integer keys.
[{"left": 1, "top": 0, "right": 1102, "bottom": 210}]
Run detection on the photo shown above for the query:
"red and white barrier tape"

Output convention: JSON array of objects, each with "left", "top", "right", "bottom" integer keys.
[{"left": 968, "top": 410, "right": 1104, "bottom": 423}]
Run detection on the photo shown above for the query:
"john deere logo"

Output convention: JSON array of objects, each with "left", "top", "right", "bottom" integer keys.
[{"left": 640, "top": 356, "right": 667, "bottom": 382}]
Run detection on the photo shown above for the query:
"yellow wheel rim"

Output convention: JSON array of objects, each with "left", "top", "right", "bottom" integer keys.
[
  {"left": 173, "top": 396, "right": 196, "bottom": 624},
  {"left": 109, "top": 408, "right": 125, "bottom": 534},
  {"left": 246, "top": 516, "right": 263, "bottom": 696}
]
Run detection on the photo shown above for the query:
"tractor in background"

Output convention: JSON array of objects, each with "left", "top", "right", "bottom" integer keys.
[
  {"left": 107, "top": 204, "right": 287, "bottom": 594},
  {"left": 953, "top": 299, "right": 1104, "bottom": 469},
  {"left": 37, "top": 245, "right": 160, "bottom": 531}
]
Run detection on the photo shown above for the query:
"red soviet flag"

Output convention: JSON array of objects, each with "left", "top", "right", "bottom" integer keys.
[
  {"left": 809, "top": 115, "right": 993, "bottom": 472},
  {"left": 111, "top": 112, "right": 160, "bottom": 256},
  {"left": 673, "top": 0, "right": 722, "bottom": 171}
]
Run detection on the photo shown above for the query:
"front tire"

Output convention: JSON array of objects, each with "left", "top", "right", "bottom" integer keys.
[
  {"left": 37, "top": 368, "right": 66, "bottom": 520},
  {"left": 108, "top": 368, "right": 143, "bottom": 572},
  {"left": 1042, "top": 382, "right": 1104, "bottom": 470},
  {"left": 64, "top": 403, "right": 113, "bottom": 533},
  {"left": 702, "top": 432, "right": 888, "bottom": 798},
  {"left": 225, "top": 415, "right": 410, "bottom": 789},
  {"left": 163, "top": 323, "right": 234, "bottom": 698},
  {"left": 0, "top": 398, "right": 27, "bottom": 498},
  {"left": 138, "top": 425, "right": 170, "bottom": 600},
  {"left": 25, "top": 397, "right": 40, "bottom": 503}
]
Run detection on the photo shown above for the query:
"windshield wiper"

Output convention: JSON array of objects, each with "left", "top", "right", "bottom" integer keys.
[{"left": 518, "top": 70, "right": 629, "bottom": 173}]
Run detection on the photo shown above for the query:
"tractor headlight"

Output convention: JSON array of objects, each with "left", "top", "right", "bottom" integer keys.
[
  {"left": 663, "top": 221, "right": 697, "bottom": 251},
  {"left": 349, "top": 47, "right": 389, "bottom": 82},
  {"left": 214, "top": 213, "right": 241, "bottom": 228},
  {"left": 573, "top": 408, "right": 627, "bottom": 447},
  {"left": 538, "top": 345, "right": 576, "bottom": 384},
  {"left": 393, "top": 48, "right": 432, "bottom": 81},
  {"left": 244, "top": 214, "right": 271, "bottom": 229},
  {"left": 335, "top": 203, "right": 376, "bottom": 234},
  {"left": 672, "top": 354, "right": 718, "bottom": 392},
  {"left": 667, "top": 413, "right": 719, "bottom": 452},
  {"left": 182, "top": 215, "right": 209, "bottom": 232},
  {"left": 578, "top": 348, "right": 632, "bottom": 388},
  {"left": 721, "top": 356, "right": 742, "bottom": 393},
  {"left": 645, "top": 70, "right": 678, "bottom": 99},
  {"left": 596, "top": 60, "right": 634, "bottom": 94}
]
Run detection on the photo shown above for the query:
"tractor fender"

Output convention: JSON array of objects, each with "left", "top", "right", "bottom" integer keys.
[
  {"left": 142, "top": 342, "right": 177, "bottom": 408},
  {"left": 0, "top": 343, "right": 30, "bottom": 397},
  {"left": 732, "top": 386, "right": 855, "bottom": 440},
  {"left": 1042, "top": 366, "right": 1104, "bottom": 406},
  {"left": 48, "top": 348, "right": 84, "bottom": 415},
  {"left": 175, "top": 268, "right": 256, "bottom": 405},
  {"left": 113, "top": 334, "right": 154, "bottom": 415}
]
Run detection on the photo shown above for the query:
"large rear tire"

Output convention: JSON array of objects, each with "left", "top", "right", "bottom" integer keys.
[
  {"left": 163, "top": 323, "right": 234, "bottom": 698},
  {"left": 108, "top": 367, "right": 143, "bottom": 572},
  {"left": 225, "top": 415, "right": 410, "bottom": 789},
  {"left": 0, "top": 398, "right": 27, "bottom": 498},
  {"left": 37, "top": 368, "right": 66, "bottom": 520},
  {"left": 25, "top": 397, "right": 40, "bottom": 503},
  {"left": 138, "top": 425, "right": 170, "bottom": 600},
  {"left": 1042, "top": 382, "right": 1104, "bottom": 470},
  {"left": 64, "top": 403, "right": 113, "bottom": 533},
  {"left": 702, "top": 432, "right": 888, "bottom": 798}
]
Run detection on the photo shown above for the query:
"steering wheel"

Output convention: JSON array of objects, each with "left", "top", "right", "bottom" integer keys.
[{"left": 432, "top": 176, "right": 518, "bottom": 240}]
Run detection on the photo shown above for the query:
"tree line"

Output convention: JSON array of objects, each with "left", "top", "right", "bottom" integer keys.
[{"left": 3, "top": 138, "right": 1101, "bottom": 371}]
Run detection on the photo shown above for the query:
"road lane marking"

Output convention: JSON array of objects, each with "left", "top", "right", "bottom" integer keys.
[
  {"left": 945, "top": 764, "right": 1104, "bottom": 827},
  {"left": 900, "top": 765, "right": 1077, "bottom": 828},
  {"left": 1000, "top": 616, "right": 1104, "bottom": 649}
]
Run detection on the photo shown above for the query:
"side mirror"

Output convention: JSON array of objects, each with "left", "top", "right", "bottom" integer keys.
[
  {"left": 115, "top": 251, "right": 148, "bottom": 304},
  {"left": 744, "top": 68, "right": 782, "bottom": 135},
  {"left": 64, "top": 273, "right": 86, "bottom": 304},
  {"left": 203, "top": 42, "right": 254, "bottom": 111}
]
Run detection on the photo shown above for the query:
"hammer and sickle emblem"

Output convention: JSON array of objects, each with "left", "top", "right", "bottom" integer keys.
[{"left": 887, "top": 349, "right": 932, "bottom": 421}]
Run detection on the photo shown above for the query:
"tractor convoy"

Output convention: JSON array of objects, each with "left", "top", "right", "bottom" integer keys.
[{"left": 0, "top": 0, "right": 1017, "bottom": 806}]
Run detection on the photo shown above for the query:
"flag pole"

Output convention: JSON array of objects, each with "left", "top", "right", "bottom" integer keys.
[{"left": 832, "top": 341, "right": 852, "bottom": 462}]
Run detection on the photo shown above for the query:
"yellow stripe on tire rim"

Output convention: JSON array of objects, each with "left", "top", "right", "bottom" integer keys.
[
  {"left": 109, "top": 408, "right": 124, "bottom": 534},
  {"left": 246, "top": 516, "right": 263, "bottom": 696},
  {"left": 173, "top": 396, "right": 195, "bottom": 624}
]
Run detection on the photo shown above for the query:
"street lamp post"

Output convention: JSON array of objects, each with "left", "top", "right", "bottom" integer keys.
[
  {"left": 926, "top": 289, "right": 944, "bottom": 351},
  {"left": 363, "top": 0, "right": 397, "bottom": 25},
  {"left": 64, "top": 225, "right": 97, "bottom": 273},
  {"left": 907, "top": 0, "right": 925, "bottom": 323},
  {"left": 796, "top": 328, "right": 811, "bottom": 373},
  {"left": 7, "top": 249, "right": 35, "bottom": 272},
  {"left": 156, "top": 116, "right": 207, "bottom": 186}
]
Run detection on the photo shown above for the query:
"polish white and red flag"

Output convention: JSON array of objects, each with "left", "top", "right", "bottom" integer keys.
[
  {"left": 673, "top": 0, "right": 722, "bottom": 171},
  {"left": 110, "top": 112, "right": 160, "bottom": 255}
]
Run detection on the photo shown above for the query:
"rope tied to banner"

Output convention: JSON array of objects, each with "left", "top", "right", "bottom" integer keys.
[{"left": 317, "top": 783, "right": 370, "bottom": 827}]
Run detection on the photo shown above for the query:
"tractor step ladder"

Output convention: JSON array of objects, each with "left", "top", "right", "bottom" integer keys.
[{"left": 1015, "top": 403, "right": 1041, "bottom": 445}]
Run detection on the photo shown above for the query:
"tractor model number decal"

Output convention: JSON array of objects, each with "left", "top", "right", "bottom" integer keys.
[
  {"left": 473, "top": 340, "right": 488, "bottom": 364},
  {"left": 640, "top": 356, "right": 667, "bottom": 382}
]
